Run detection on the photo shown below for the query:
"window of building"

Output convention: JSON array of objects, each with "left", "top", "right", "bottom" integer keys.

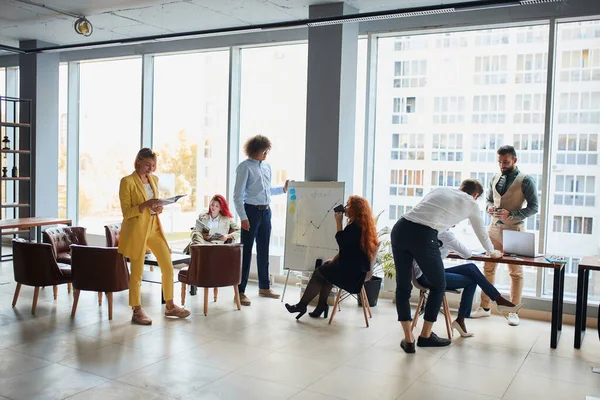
[
  {"left": 560, "top": 48, "right": 600, "bottom": 82},
  {"left": 432, "top": 133, "right": 463, "bottom": 161},
  {"left": 389, "top": 169, "right": 424, "bottom": 197},
  {"left": 392, "top": 96, "right": 417, "bottom": 124},
  {"left": 472, "top": 95, "right": 506, "bottom": 124},
  {"left": 557, "top": 91, "right": 600, "bottom": 124},
  {"left": 513, "top": 134, "right": 543, "bottom": 164},
  {"left": 471, "top": 134, "right": 504, "bottom": 162},
  {"left": 474, "top": 55, "right": 508, "bottom": 85},
  {"left": 433, "top": 96, "right": 466, "bottom": 124},
  {"left": 554, "top": 175, "right": 596, "bottom": 207},
  {"left": 515, "top": 52, "right": 548, "bottom": 84},
  {"left": 556, "top": 133, "right": 598, "bottom": 165},
  {"left": 514, "top": 93, "right": 545, "bottom": 123},
  {"left": 391, "top": 133, "right": 425, "bottom": 161},
  {"left": 58, "top": 64, "right": 67, "bottom": 219},
  {"left": 436, "top": 33, "right": 468, "bottom": 48},
  {"left": 431, "top": 170, "right": 462, "bottom": 187},
  {"left": 475, "top": 29, "right": 510, "bottom": 46},
  {"left": 552, "top": 216, "right": 594, "bottom": 235},
  {"left": 516, "top": 26, "right": 549, "bottom": 44},
  {"left": 395, "top": 36, "right": 428, "bottom": 51},
  {"left": 389, "top": 204, "right": 413, "bottom": 220},
  {"left": 393, "top": 60, "right": 427, "bottom": 88}
]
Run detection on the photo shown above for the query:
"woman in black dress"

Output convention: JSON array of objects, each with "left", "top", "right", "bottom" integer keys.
[{"left": 285, "top": 196, "right": 379, "bottom": 320}]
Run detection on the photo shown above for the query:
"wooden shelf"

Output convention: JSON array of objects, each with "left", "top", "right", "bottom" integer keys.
[
  {"left": 0, "top": 122, "right": 30, "bottom": 128},
  {"left": 0, "top": 204, "right": 30, "bottom": 208},
  {"left": 0, "top": 150, "right": 30, "bottom": 154},
  {"left": 0, "top": 177, "right": 30, "bottom": 181}
]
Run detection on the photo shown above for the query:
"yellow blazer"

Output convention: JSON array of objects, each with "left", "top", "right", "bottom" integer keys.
[{"left": 118, "top": 171, "right": 169, "bottom": 260}]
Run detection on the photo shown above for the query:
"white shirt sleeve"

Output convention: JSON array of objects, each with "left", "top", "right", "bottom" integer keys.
[
  {"left": 438, "top": 230, "right": 472, "bottom": 259},
  {"left": 467, "top": 204, "right": 495, "bottom": 254}
]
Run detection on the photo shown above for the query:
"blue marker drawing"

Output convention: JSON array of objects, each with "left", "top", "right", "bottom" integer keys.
[
  {"left": 290, "top": 195, "right": 297, "bottom": 200},
  {"left": 289, "top": 188, "right": 296, "bottom": 194}
]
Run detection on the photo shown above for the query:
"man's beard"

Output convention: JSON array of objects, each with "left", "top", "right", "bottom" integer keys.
[{"left": 502, "top": 165, "right": 515, "bottom": 175}]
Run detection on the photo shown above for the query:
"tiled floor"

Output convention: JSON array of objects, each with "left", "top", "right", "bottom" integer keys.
[{"left": 0, "top": 262, "right": 599, "bottom": 400}]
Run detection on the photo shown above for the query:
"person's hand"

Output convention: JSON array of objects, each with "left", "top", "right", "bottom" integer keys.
[
  {"left": 155, "top": 205, "right": 163, "bottom": 214},
  {"left": 494, "top": 208, "right": 510, "bottom": 221},
  {"left": 222, "top": 234, "right": 232, "bottom": 242},
  {"left": 490, "top": 250, "right": 503, "bottom": 259},
  {"left": 241, "top": 220, "right": 250, "bottom": 231},
  {"left": 323, "top": 258, "right": 333, "bottom": 264},
  {"left": 334, "top": 211, "right": 343, "bottom": 224},
  {"left": 203, "top": 233, "right": 212, "bottom": 240},
  {"left": 139, "top": 199, "right": 158, "bottom": 213},
  {"left": 487, "top": 206, "right": 496, "bottom": 216},
  {"left": 284, "top": 179, "right": 292, "bottom": 193}
]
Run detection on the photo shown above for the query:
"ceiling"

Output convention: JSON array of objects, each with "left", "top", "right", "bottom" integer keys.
[{"left": 0, "top": 0, "right": 492, "bottom": 50}]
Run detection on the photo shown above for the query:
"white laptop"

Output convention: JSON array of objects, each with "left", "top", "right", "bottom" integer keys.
[{"left": 503, "top": 230, "right": 537, "bottom": 257}]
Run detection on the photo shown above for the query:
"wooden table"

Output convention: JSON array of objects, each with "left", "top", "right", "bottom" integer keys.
[
  {"left": 0, "top": 217, "right": 72, "bottom": 260},
  {"left": 574, "top": 256, "right": 600, "bottom": 348},
  {"left": 142, "top": 253, "right": 190, "bottom": 304},
  {"left": 448, "top": 253, "right": 566, "bottom": 349}
]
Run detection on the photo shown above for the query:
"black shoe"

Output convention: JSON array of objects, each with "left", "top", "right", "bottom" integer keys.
[
  {"left": 285, "top": 303, "right": 307, "bottom": 320},
  {"left": 309, "top": 304, "right": 329, "bottom": 319},
  {"left": 400, "top": 339, "right": 416, "bottom": 354},
  {"left": 417, "top": 332, "right": 451, "bottom": 347}
]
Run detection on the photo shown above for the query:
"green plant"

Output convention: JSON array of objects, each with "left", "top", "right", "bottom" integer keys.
[{"left": 372, "top": 210, "right": 396, "bottom": 279}]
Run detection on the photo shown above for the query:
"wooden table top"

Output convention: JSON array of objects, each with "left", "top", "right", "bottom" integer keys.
[
  {"left": 579, "top": 256, "right": 600, "bottom": 271},
  {"left": 447, "top": 252, "right": 564, "bottom": 269},
  {"left": 0, "top": 217, "right": 72, "bottom": 229}
]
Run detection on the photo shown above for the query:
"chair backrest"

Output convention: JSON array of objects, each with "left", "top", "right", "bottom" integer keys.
[
  {"left": 12, "top": 239, "right": 66, "bottom": 286},
  {"left": 411, "top": 266, "right": 428, "bottom": 291},
  {"left": 104, "top": 223, "right": 121, "bottom": 247},
  {"left": 187, "top": 243, "right": 242, "bottom": 288},
  {"left": 43, "top": 226, "right": 88, "bottom": 258},
  {"left": 70, "top": 244, "right": 129, "bottom": 292}
]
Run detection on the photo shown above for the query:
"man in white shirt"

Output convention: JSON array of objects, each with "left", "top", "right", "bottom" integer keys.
[{"left": 391, "top": 179, "right": 502, "bottom": 353}]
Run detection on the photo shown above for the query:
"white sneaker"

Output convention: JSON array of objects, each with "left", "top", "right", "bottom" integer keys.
[
  {"left": 469, "top": 307, "right": 491, "bottom": 319},
  {"left": 507, "top": 312, "right": 520, "bottom": 326}
]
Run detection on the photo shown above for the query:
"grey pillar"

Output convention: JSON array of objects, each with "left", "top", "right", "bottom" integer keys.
[
  {"left": 305, "top": 2, "right": 358, "bottom": 195},
  {"left": 19, "top": 40, "right": 60, "bottom": 218}
]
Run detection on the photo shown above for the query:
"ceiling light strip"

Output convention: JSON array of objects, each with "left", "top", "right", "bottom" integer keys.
[{"left": 307, "top": 8, "right": 456, "bottom": 27}]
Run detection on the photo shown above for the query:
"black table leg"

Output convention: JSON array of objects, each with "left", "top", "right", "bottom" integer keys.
[
  {"left": 190, "top": 285, "right": 197, "bottom": 296},
  {"left": 575, "top": 268, "right": 586, "bottom": 348},
  {"left": 550, "top": 265, "right": 564, "bottom": 349},
  {"left": 36, "top": 226, "right": 42, "bottom": 243},
  {"left": 582, "top": 269, "right": 590, "bottom": 331},
  {"left": 558, "top": 266, "right": 565, "bottom": 330}
]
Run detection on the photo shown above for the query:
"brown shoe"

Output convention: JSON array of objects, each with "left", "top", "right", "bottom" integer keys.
[
  {"left": 165, "top": 304, "right": 191, "bottom": 318},
  {"left": 132, "top": 308, "right": 152, "bottom": 325},
  {"left": 259, "top": 289, "right": 280, "bottom": 299},
  {"left": 238, "top": 292, "right": 251, "bottom": 306}
]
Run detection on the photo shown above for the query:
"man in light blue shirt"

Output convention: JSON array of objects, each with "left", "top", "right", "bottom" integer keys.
[{"left": 233, "top": 135, "right": 289, "bottom": 306}]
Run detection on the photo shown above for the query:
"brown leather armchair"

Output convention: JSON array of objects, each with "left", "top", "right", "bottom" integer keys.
[
  {"left": 43, "top": 226, "right": 88, "bottom": 264},
  {"left": 70, "top": 244, "right": 129, "bottom": 320},
  {"left": 11, "top": 239, "right": 73, "bottom": 314},
  {"left": 178, "top": 243, "right": 242, "bottom": 315},
  {"left": 104, "top": 223, "right": 121, "bottom": 247}
]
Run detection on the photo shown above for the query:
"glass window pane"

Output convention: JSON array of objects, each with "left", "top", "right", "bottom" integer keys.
[{"left": 58, "top": 64, "right": 68, "bottom": 219}]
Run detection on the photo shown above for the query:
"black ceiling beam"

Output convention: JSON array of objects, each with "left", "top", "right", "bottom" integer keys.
[{"left": 0, "top": 0, "right": 560, "bottom": 54}]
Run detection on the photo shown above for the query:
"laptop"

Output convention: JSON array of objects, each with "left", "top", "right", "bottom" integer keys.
[{"left": 503, "top": 230, "right": 537, "bottom": 257}]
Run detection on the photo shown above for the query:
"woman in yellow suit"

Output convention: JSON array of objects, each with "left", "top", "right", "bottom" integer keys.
[{"left": 118, "top": 148, "right": 191, "bottom": 325}]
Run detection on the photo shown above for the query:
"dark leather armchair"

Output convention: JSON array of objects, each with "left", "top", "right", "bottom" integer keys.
[
  {"left": 104, "top": 223, "right": 121, "bottom": 247},
  {"left": 43, "top": 226, "right": 88, "bottom": 264},
  {"left": 70, "top": 244, "right": 129, "bottom": 320},
  {"left": 12, "top": 239, "right": 73, "bottom": 314},
  {"left": 178, "top": 243, "right": 242, "bottom": 315}
]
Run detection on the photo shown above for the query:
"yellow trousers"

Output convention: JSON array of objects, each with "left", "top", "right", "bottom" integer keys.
[
  {"left": 129, "top": 216, "right": 174, "bottom": 307},
  {"left": 480, "top": 223, "right": 525, "bottom": 308}
]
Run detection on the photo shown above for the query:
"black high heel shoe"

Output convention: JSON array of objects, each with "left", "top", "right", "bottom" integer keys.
[
  {"left": 309, "top": 304, "right": 329, "bottom": 319},
  {"left": 285, "top": 303, "right": 307, "bottom": 320}
]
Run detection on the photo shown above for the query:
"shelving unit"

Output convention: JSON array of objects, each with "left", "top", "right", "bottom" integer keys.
[{"left": 0, "top": 96, "right": 33, "bottom": 259}]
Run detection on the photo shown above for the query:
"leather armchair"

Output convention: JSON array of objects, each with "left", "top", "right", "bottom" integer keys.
[
  {"left": 104, "top": 223, "right": 121, "bottom": 247},
  {"left": 11, "top": 239, "right": 73, "bottom": 314},
  {"left": 70, "top": 244, "right": 130, "bottom": 320},
  {"left": 43, "top": 226, "right": 88, "bottom": 264},
  {"left": 178, "top": 243, "right": 242, "bottom": 315}
]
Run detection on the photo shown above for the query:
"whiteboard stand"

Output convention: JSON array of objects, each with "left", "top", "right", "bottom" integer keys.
[{"left": 281, "top": 268, "right": 292, "bottom": 302}]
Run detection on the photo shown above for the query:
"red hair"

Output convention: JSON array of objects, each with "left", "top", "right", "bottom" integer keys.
[
  {"left": 346, "top": 196, "right": 379, "bottom": 261},
  {"left": 210, "top": 194, "right": 233, "bottom": 219}
]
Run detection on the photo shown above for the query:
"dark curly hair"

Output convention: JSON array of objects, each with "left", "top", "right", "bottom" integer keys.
[{"left": 244, "top": 135, "right": 272, "bottom": 157}]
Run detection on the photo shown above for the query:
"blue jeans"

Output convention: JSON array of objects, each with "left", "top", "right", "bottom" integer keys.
[
  {"left": 419, "top": 263, "right": 501, "bottom": 318},
  {"left": 239, "top": 204, "right": 272, "bottom": 293}
]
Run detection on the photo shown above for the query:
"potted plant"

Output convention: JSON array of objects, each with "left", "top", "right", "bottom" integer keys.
[{"left": 358, "top": 216, "right": 394, "bottom": 307}]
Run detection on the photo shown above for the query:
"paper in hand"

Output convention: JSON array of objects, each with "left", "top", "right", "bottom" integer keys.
[
  {"left": 195, "top": 219, "right": 210, "bottom": 233},
  {"left": 158, "top": 194, "right": 186, "bottom": 206}
]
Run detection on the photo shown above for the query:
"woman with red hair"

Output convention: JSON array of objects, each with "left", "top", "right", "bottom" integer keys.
[
  {"left": 285, "top": 196, "right": 379, "bottom": 320},
  {"left": 185, "top": 194, "right": 241, "bottom": 252}
]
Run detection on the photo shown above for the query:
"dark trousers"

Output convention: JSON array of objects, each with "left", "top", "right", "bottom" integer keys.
[
  {"left": 391, "top": 218, "right": 446, "bottom": 323},
  {"left": 239, "top": 204, "right": 272, "bottom": 293}
]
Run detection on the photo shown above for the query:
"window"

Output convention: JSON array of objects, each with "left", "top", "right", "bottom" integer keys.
[
  {"left": 393, "top": 60, "right": 427, "bottom": 88},
  {"left": 516, "top": 26, "right": 548, "bottom": 44},
  {"left": 474, "top": 55, "right": 508, "bottom": 85},
  {"left": 354, "top": 38, "right": 368, "bottom": 196},
  {"left": 395, "top": 36, "right": 428, "bottom": 51},
  {"left": 514, "top": 93, "right": 545, "bottom": 123},
  {"left": 475, "top": 29, "right": 510, "bottom": 46},
  {"left": 389, "top": 169, "right": 424, "bottom": 197},
  {"left": 557, "top": 92, "right": 600, "bottom": 124},
  {"left": 560, "top": 48, "right": 600, "bottom": 82},
  {"left": 391, "top": 133, "right": 424, "bottom": 161},
  {"left": 58, "top": 64, "right": 67, "bottom": 219},
  {"left": 389, "top": 205, "right": 413, "bottom": 220},
  {"left": 433, "top": 96, "right": 465, "bottom": 123},
  {"left": 471, "top": 134, "right": 504, "bottom": 162},
  {"left": 78, "top": 58, "right": 142, "bottom": 234},
  {"left": 556, "top": 133, "right": 598, "bottom": 165},
  {"left": 0, "top": 68, "right": 5, "bottom": 97},
  {"left": 153, "top": 51, "right": 229, "bottom": 249},
  {"left": 431, "top": 170, "right": 461, "bottom": 187},
  {"left": 240, "top": 44, "right": 307, "bottom": 257},
  {"left": 553, "top": 175, "right": 595, "bottom": 207},
  {"left": 392, "top": 96, "right": 417, "bottom": 124},
  {"left": 515, "top": 53, "right": 548, "bottom": 84},
  {"left": 472, "top": 95, "right": 506, "bottom": 124},
  {"left": 436, "top": 33, "right": 468, "bottom": 48},
  {"left": 552, "top": 216, "right": 593, "bottom": 235},
  {"left": 513, "top": 134, "right": 544, "bottom": 164},
  {"left": 432, "top": 134, "right": 463, "bottom": 161}
]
